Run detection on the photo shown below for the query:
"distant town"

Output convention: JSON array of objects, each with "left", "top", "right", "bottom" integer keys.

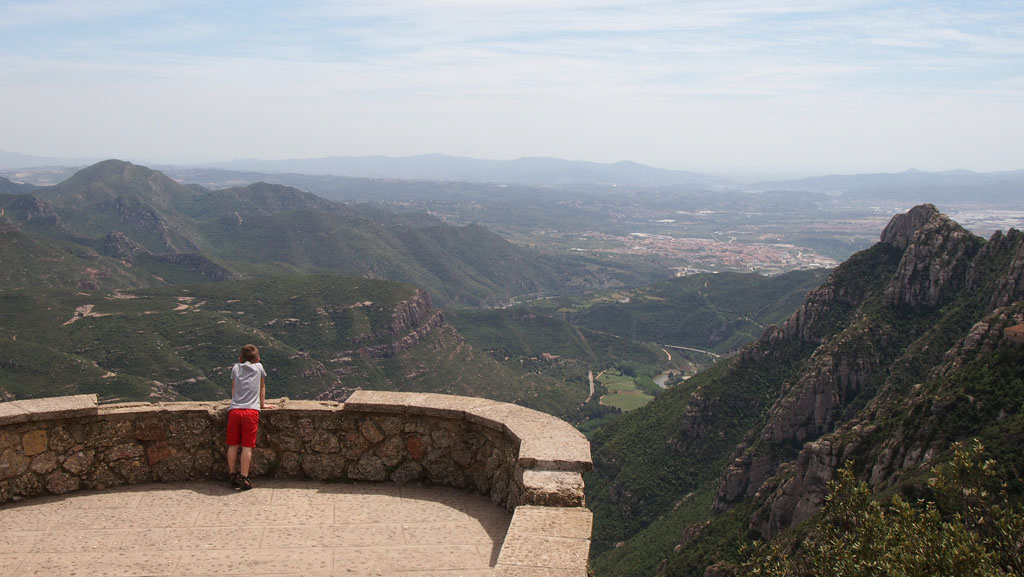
[{"left": 571, "top": 231, "right": 837, "bottom": 275}]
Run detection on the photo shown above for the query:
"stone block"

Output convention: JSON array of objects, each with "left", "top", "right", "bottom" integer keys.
[
  {"left": 134, "top": 420, "right": 167, "bottom": 441},
  {"left": 359, "top": 419, "right": 385, "bottom": 444},
  {"left": 0, "top": 449, "right": 29, "bottom": 480},
  {"left": 274, "top": 399, "right": 339, "bottom": 412},
  {"left": 84, "top": 420, "right": 133, "bottom": 448},
  {"left": 0, "top": 401, "right": 30, "bottom": 426},
  {"left": 344, "top": 390, "right": 429, "bottom": 414},
  {"left": 349, "top": 453, "right": 387, "bottom": 481},
  {"left": 406, "top": 435, "right": 425, "bottom": 460},
  {"left": 102, "top": 443, "right": 145, "bottom": 462},
  {"left": 62, "top": 449, "right": 95, "bottom": 475},
  {"left": 22, "top": 429, "right": 48, "bottom": 456},
  {"left": 466, "top": 403, "right": 550, "bottom": 432},
  {"left": 45, "top": 470, "right": 80, "bottom": 494},
  {"left": 302, "top": 453, "right": 346, "bottom": 480},
  {"left": 341, "top": 431, "right": 370, "bottom": 460},
  {"left": 108, "top": 457, "right": 150, "bottom": 484},
  {"left": 519, "top": 471, "right": 586, "bottom": 507},
  {"left": 390, "top": 460, "right": 423, "bottom": 484},
  {"left": 96, "top": 405, "right": 163, "bottom": 419},
  {"left": 375, "top": 435, "right": 405, "bottom": 467},
  {"left": 146, "top": 442, "right": 173, "bottom": 465},
  {"left": 507, "top": 505, "right": 593, "bottom": 539},
  {"left": 30, "top": 452, "right": 58, "bottom": 474},
  {"left": 518, "top": 437, "right": 592, "bottom": 473},
  {"left": 0, "top": 430, "right": 15, "bottom": 449},
  {"left": 310, "top": 430, "right": 341, "bottom": 453},
  {"left": 84, "top": 462, "right": 122, "bottom": 490},
  {"left": 48, "top": 426, "right": 75, "bottom": 453},
  {"left": 407, "top": 393, "right": 502, "bottom": 419},
  {"left": 8, "top": 394, "right": 97, "bottom": 423},
  {"left": 497, "top": 533, "right": 590, "bottom": 570},
  {"left": 494, "top": 566, "right": 585, "bottom": 577},
  {"left": 7, "top": 470, "right": 43, "bottom": 498}
]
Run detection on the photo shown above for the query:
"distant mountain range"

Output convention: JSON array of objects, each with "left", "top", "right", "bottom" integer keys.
[
  {"left": 0, "top": 150, "right": 98, "bottom": 170},
  {"left": 4, "top": 150, "right": 1022, "bottom": 204},
  {"left": 0, "top": 150, "right": 716, "bottom": 187},
  {"left": 754, "top": 168, "right": 1024, "bottom": 204},
  {"left": 197, "top": 154, "right": 718, "bottom": 187}
]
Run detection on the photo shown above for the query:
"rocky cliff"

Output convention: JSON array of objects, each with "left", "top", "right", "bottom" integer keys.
[
  {"left": 354, "top": 290, "right": 446, "bottom": 359},
  {"left": 588, "top": 204, "right": 1024, "bottom": 577},
  {"left": 714, "top": 204, "right": 1023, "bottom": 539}
]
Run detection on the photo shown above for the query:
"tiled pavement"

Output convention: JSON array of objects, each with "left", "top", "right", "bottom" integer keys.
[{"left": 0, "top": 480, "right": 512, "bottom": 576}]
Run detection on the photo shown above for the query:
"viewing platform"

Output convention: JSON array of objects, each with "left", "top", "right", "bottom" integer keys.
[{"left": 0, "top": 392, "right": 593, "bottom": 576}]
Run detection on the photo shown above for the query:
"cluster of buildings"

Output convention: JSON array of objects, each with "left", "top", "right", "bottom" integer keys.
[{"left": 572, "top": 231, "right": 838, "bottom": 275}]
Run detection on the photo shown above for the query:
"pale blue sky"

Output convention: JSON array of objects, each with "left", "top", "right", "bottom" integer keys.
[{"left": 1, "top": 0, "right": 1022, "bottom": 175}]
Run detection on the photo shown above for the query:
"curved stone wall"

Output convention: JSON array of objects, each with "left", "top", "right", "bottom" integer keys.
[{"left": 0, "top": 391, "right": 592, "bottom": 576}]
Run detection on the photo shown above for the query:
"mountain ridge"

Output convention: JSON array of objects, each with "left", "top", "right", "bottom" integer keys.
[
  {"left": 1, "top": 159, "right": 654, "bottom": 307},
  {"left": 587, "top": 203, "right": 1024, "bottom": 576}
]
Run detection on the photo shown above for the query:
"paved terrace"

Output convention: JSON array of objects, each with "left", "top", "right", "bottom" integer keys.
[{"left": 0, "top": 392, "right": 593, "bottom": 577}]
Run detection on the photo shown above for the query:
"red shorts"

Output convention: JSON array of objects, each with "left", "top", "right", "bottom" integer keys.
[{"left": 226, "top": 409, "right": 260, "bottom": 448}]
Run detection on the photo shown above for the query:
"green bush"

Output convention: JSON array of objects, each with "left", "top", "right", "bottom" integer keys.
[{"left": 741, "top": 441, "right": 1024, "bottom": 577}]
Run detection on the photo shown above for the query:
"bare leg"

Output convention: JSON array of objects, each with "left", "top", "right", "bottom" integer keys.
[
  {"left": 227, "top": 445, "right": 239, "bottom": 475},
  {"left": 240, "top": 447, "right": 253, "bottom": 477}
]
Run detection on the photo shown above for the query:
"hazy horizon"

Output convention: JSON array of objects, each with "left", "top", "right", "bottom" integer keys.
[
  {"left": 2, "top": 1, "right": 1022, "bottom": 176},
  {"left": 4, "top": 149, "right": 1023, "bottom": 183}
]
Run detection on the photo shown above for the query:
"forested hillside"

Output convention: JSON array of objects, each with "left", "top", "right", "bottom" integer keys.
[
  {"left": 0, "top": 160, "right": 636, "bottom": 413},
  {"left": 587, "top": 204, "right": 1024, "bottom": 576},
  {"left": 566, "top": 269, "right": 829, "bottom": 354},
  {"left": 0, "top": 159, "right": 659, "bottom": 308}
]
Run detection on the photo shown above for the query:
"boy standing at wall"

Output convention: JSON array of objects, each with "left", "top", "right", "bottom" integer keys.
[{"left": 226, "top": 344, "right": 275, "bottom": 490}]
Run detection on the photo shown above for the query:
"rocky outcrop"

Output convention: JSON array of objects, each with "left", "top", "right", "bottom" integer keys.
[
  {"left": 102, "top": 231, "right": 145, "bottom": 260},
  {"left": 880, "top": 203, "right": 939, "bottom": 250},
  {"left": 883, "top": 210, "right": 980, "bottom": 307},
  {"left": 713, "top": 447, "right": 774, "bottom": 511},
  {"left": 100, "top": 231, "right": 237, "bottom": 281},
  {"left": 972, "top": 228, "right": 1024, "bottom": 308},
  {"left": 712, "top": 205, "right": 1023, "bottom": 539},
  {"left": 150, "top": 252, "right": 237, "bottom": 282},
  {"left": 351, "top": 290, "right": 446, "bottom": 359},
  {"left": 761, "top": 344, "right": 880, "bottom": 445},
  {"left": 4, "top": 194, "right": 66, "bottom": 230},
  {"left": 715, "top": 320, "right": 887, "bottom": 513},
  {"left": 385, "top": 290, "right": 436, "bottom": 338}
]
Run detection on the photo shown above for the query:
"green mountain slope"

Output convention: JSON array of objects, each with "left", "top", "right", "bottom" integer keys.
[
  {"left": 8, "top": 159, "right": 657, "bottom": 307},
  {"left": 568, "top": 269, "right": 830, "bottom": 353},
  {"left": 586, "top": 205, "right": 1024, "bottom": 576},
  {"left": 0, "top": 275, "right": 566, "bottom": 410}
]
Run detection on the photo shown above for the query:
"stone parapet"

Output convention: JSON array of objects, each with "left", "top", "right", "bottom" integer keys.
[{"left": 0, "top": 392, "right": 592, "bottom": 576}]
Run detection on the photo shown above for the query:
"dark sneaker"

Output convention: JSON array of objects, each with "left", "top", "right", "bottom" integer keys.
[{"left": 230, "top": 473, "right": 242, "bottom": 488}]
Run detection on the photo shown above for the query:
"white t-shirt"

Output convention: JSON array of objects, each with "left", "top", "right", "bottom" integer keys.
[{"left": 229, "top": 361, "right": 266, "bottom": 411}]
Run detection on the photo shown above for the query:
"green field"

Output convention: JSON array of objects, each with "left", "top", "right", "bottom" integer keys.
[{"left": 598, "top": 370, "right": 654, "bottom": 411}]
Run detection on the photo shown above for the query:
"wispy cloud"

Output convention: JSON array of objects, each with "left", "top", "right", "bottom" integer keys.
[{"left": 0, "top": 0, "right": 1022, "bottom": 172}]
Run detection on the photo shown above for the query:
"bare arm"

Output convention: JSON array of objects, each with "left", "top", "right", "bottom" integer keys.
[{"left": 260, "top": 376, "right": 276, "bottom": 410}]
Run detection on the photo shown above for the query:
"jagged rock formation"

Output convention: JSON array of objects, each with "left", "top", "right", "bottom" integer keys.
[
  {"left": 581, "top": 204, "right": 1024, "bottom": 577},
  {"left": 354, "top": 290, "right": 446, "bottom": 359},
  {"left": 102, "top": 231, "right": 145, "bottom": 260},
  {"left": 711, "top": 204, "right": 1024, "bottom": 539},
  {"left": 882, "top": 207, "right": 980, "bottom": 307},
  {"left": 879, "top": 202, "right": 939, "bottom": 250},
  {"left": 0, "top": 194, "right": 68, "bottom": 231},
  {"left": 101, "top": 231, "right": 237, "bottom": 281}
]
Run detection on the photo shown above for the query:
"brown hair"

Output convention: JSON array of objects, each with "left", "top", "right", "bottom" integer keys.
[{"left": 239, "top": 344, "right": 260, "bottom": 363}]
